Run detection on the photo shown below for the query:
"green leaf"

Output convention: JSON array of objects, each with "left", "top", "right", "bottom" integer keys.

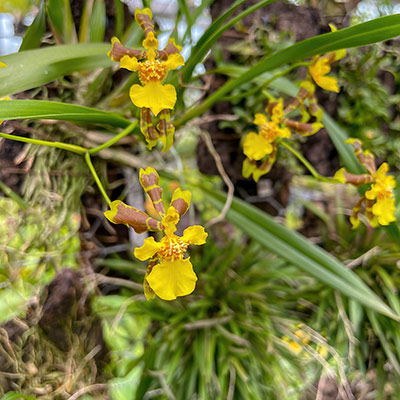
[
  {"left": 0, "top": 43, "right": 112, "bottom": 97},
  {"left": 181, "top": 0, "right": 274, "bottom": 83},
  {"left": 47, "top": 0, "right": 77, "bottom": 43},
  {"left": 89, "top": 0, "right": 106, "bottom": 43},
  {"left": 322, "top": 113, "right": 364, "bottom": 174},
  {"left": 19, "top": 0, "right": 46, "bottom": 51},
  {"left": 0, "top": 100, "right": 131, "bottom": 128},
  {"left": 1, "top": 393, "right": 38, "bottom": 400},
  {"left": 202, "top": 186, "right": 399, "bottom": 320},
  {"left": 177, "top": 14, "right": 400, "bottom": 126},
  {"left": 78, "top": 0, "right": 94, "bottom": 43}
]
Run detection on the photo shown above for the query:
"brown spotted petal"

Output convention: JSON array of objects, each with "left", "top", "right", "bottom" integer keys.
[
  {"left": 284, "top": 119, "right": 316, "bottom": 136},
  {"left": 346, "top": 139, "right": 376, "bottom": 174},
  {"left": 110, "top": 40, "right": 145, "bottom": 62},
  {"left": 139, "top": 166, "right": 165, "bottom": 216},
  {"left": 170, "top": 188, "right": 191, "bottom": 217},
  {"left": 135, "top": 8, "right": 156, "bottom": 38},
  {"left": 104, "top": 200, "right": 162, "bottom": 233},
  {"left": 157, "top": 39, "right": 183, "bottom": 60}
]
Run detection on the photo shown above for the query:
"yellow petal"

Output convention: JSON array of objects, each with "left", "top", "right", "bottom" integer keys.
[
  {"left": 142, "top": 31, "right": 158, "bottom": 54},
  {"left": 120, "top": 55, "right": 139, "bottom": 71},
  {"left": 0, "top": 62, "right": 7, "bottom": 68},
  {"left": 242, "top": 158, "right": 256, "bottom": 178},
  {"left": 315, "top": 75, "right": 339, "bottom": 93},
  {"left": 146, "top": 258, "right": 197, "bottom": 300},
  {"left": 333, "top": 168, "right": 346, "bottom": 183},
  {"left": 164, "top": 53, "right": 185, "bottom": 71},
  {"left": 129, "top": 81, "right": 177, "bottom": 116},
  {"left": 135, "top": 7, "right": 153, "bottom": 23},
  {"left": 162, "top": 206, "right": 180, "bottom": 236},
  {"left": 278, "top": 126, "right": 291, "bottom": 139},
  {"left": 254, "top": 113, "right": 268, "bottom": 127},
  {"left": 134, "top": 236, "right": 162, "bottom": 261},
  {"left": 182, "top": 226, "right": 207, "bottom": 245},
  {"left": 243, "top": 132, "right": 272, "bottom": 161}
]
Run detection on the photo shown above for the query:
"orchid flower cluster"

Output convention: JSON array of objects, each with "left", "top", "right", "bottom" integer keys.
[
  {"left": 105, "top": 9, "right": 208, "bottom": 301},
  {"left": 334, "top": 139, "right": 396, "bottom": 228},
  {"left": 242, "top": 31, "right": 345, "bottom": 183},
  {"left": 108, "top": 8, "right": 184, "bottom": 151},
  {"left": 105, "top": 167, "right": 207, "bottom": 301},
  {"left": 242, "top": 87, "right": 323, "bottom": 182}
]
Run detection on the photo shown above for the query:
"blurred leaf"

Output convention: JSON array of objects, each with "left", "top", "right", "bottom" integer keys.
[
  {"left": 0, "top": 100, "right": 131, "bottom": 128},
  {"left": 47, "top": 0, "right": 77, "bottom": 43},
  {"left": 181, "top": 0, "right": 274, "bottom": 83},
  {"left": 0, "top": 287, "right": 33, "bottom": 324},
  {"left": 202, "top": 186, "right": 399, "bottom": 320},
  {"left": 20, "top": 1, "right": 47, "bottom": 51},
  {"left": 1, "top": 393, "right": 38, "bottom": 400},
  {"left": 89, "top": 0, "right": 106, "bottom": 43},
  {"left": 177, "top": 14, "right": 400, "bottom": 126},
  {"left": 0, "top": 43, "right": 112, "bottom": 97},
  {"left": 79, "top": 0, "right": 94, "bottom": 43}
]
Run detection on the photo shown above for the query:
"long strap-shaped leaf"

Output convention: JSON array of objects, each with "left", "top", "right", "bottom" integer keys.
[
  {"left": 0, "top": 100, "right": 131, "bottom": 128},
  {"left": 176, "top": 14, "right": 400, "bottom": 127},
  {"left": 181, "top": 0, "right": 275, "bottom": 83},
  {"left": 202, "top": 186, "right": 398, "bottom": 320},
  {"left": 0, "top": 43, "right": 112, "bottom": 97}
]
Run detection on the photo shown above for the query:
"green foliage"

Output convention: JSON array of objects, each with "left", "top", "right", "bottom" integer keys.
[{"left": 94, "top": 238, "right": 341, "bottom": 400}]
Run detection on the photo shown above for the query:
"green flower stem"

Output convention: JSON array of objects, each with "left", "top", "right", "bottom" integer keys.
[
  {"left": 0, "top": 131, "right": 86, "bottom": 154},
  {"left": 280, "top": 139, "right": 339, "bottom": 184},
  {"left": 88, "top": 121, "right": 138, "bottom": 155},
  {"left": 85, "top": 152, "right": 112, "bottom": 206},
  {"left": 0, "top": 180, "right": 28, "bottom": 210}
]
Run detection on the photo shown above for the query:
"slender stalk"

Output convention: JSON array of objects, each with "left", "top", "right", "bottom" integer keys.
[
  {"left": 85, "top": 152, "right": 112, "bottom": 206},
  {"left": 88, "top": 121, "right": 137, "bottom": 154},
  {"left": 280, "top": 139, "right": 339, "bottom": 183},
  {"left": 0, "top": 131, "right": 86, "bottom": 154},
  {"left": 0, "top": 180, "right": 28, "bottom": 210}
]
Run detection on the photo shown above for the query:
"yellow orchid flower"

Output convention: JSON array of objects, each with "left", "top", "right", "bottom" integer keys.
[
  {"left": 333, "top": 139, "right": 396, "bottom": 228},
  {"left": 308, "top": 25, "right": 346, "bottom": 93},
  {"left": 105, "top": 167, "right": 207, "bottom": 301},
  {"left": 242, "top": 95, "right": 323, "bottom": 182},
  {"left": 108, "top": 8, "right": 184, "bottom": 151}
]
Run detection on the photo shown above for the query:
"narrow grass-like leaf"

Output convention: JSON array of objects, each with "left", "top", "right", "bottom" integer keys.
[
  {"left": 0, "top": 100, "right": 131, "bottom": 128},
  {"left": 47, "top": 0, "right": 76, "bottom": 43},
  {"left": 114, "top": 0, "right": 124, "bottom": 38},
  {"left": 0, "top": 43, "right": 112, "bottom": 97},
  {"left": 181, "top": 0, "right": 274, "bottom": 83},
  {"left": 177, "top": 14, "right": 400, "bottom": 126},
  {"left": 89, "top": 0, "right": 106, "bottom": 42},
  {"left": 19, "top": 0, "right": 46, "bottom": 51},
  {"left": 1, "top": 393, "right": 38, "bottom": 400},
  {"left": 202, "top": 187, "right": 398, "bottom": 320},
  {"left": 78, "top": 0, "right": 94, "bottom": 43}
]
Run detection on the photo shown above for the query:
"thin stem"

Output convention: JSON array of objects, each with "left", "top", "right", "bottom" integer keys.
[
  {"left": 85, "top": 152, "right": 112, "bottom": 206},
  {"left": 280, "top": 139, "right": 339, "bottom": 183},
  {"left": 0, "top": 180, "right": 28, "bottom": 210},
  {"left": 0, "top": 131, "right": 87, "bottom": 154},
  {"left": 88, "top": 121, "right": 137, "bottom": 154}
]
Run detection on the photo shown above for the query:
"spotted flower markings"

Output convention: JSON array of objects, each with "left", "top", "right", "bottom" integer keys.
[
  {"left": 105, "top": 167, "right": 207, "bottom": 301},
  {"left": 108, "top": 8, "right": 184, "bottom": 151}
]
